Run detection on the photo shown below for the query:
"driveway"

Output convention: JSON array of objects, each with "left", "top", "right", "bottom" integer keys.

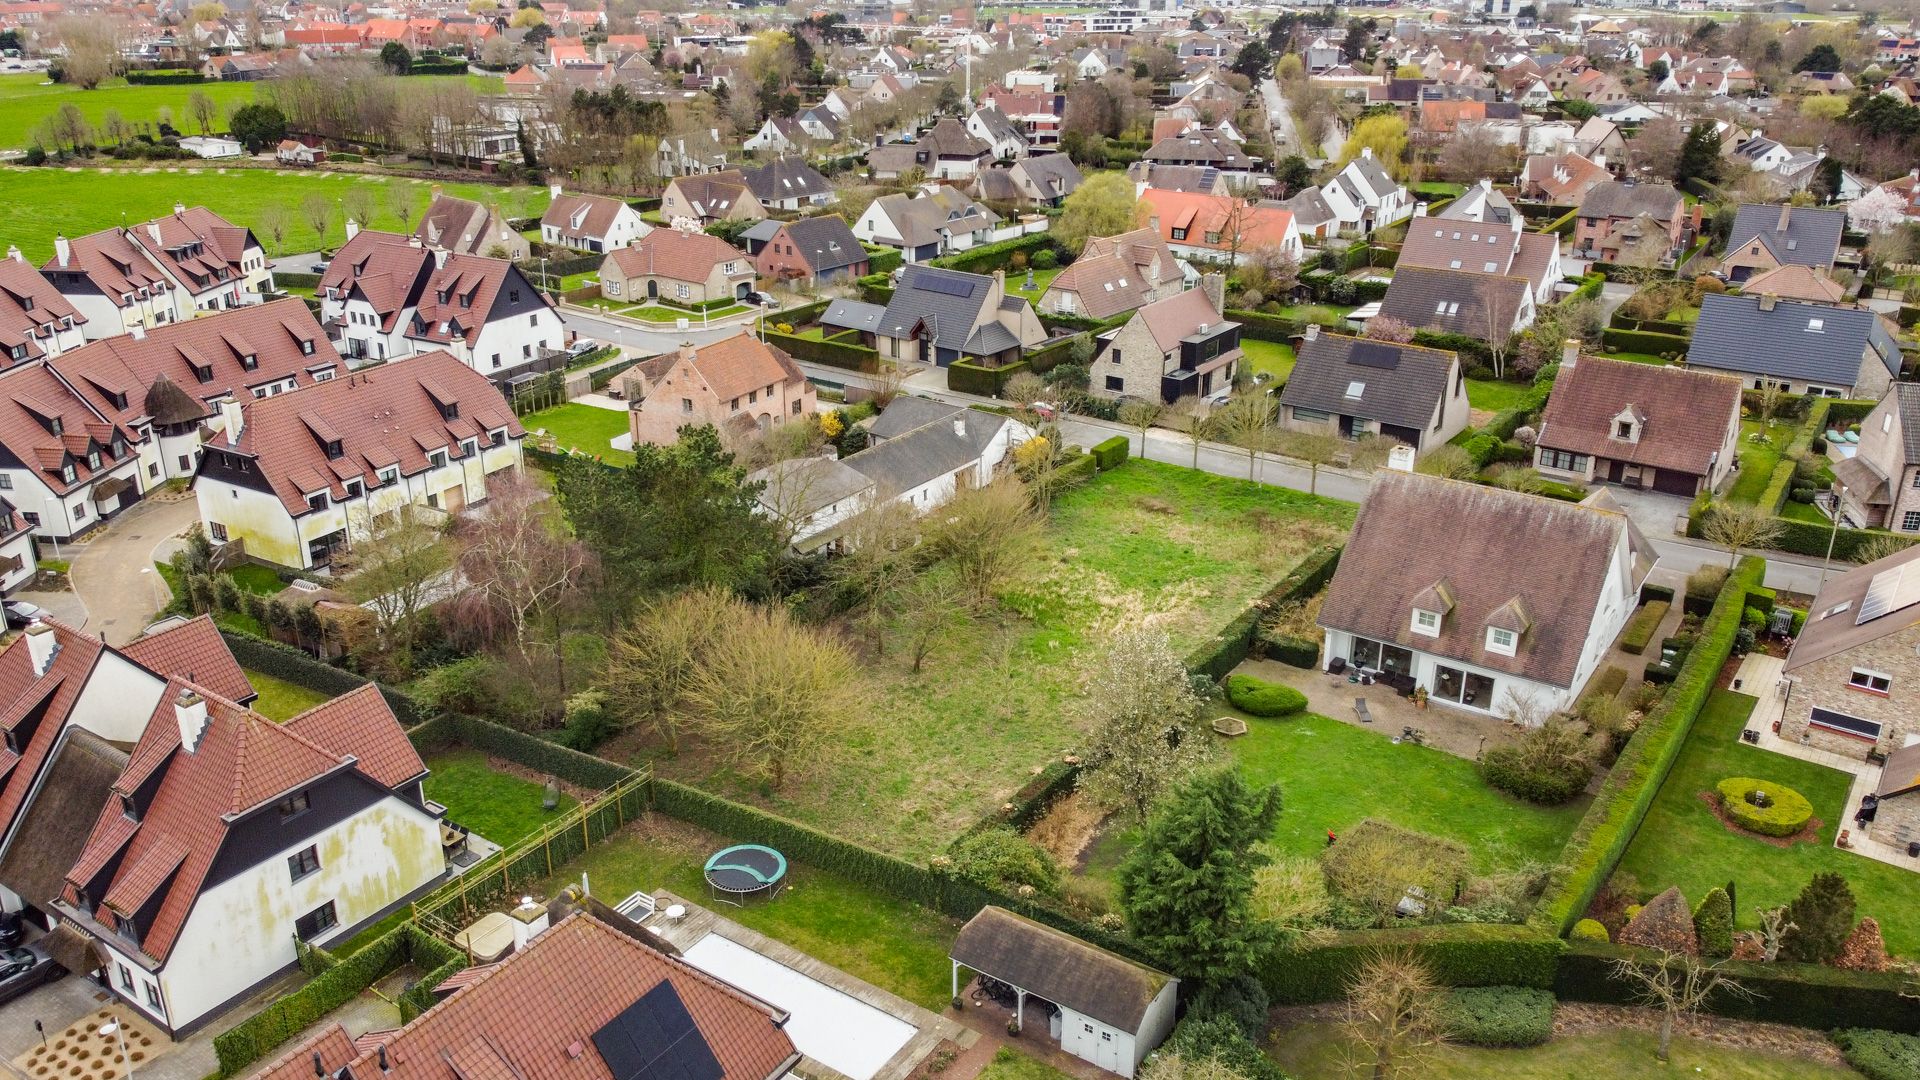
[{"left": 67, "top": 496, "right": 203, "bottom": 645}]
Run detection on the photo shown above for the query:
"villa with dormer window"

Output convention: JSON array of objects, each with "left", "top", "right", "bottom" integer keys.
[{"left": 1317, "top": 470, "right": 1656, "bottom": 718}]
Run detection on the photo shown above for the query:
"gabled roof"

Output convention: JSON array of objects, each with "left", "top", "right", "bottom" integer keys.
[
  {"left": 539, "top": 192, "right": 634, "bottom": 240},
  {"left": 414, "top": 195, "right": 515, "bottom": 257},
  {"left": 1575, "top": 180, "right": 1684, "bottom": 222},
  {"left": 408, "top": 255, "right": 549, "bottom": 348},
  {"left": 821, "top": 298, "right": 886, "bottom": 335},
  {"left": 1725, "top": 203, "right": 1845, "bottom": 271},
  {"left": 1688, "top": 293, "right": 1900, "bottom": 387},
  {"left": 41, "top": 228, "right": 175, "bottom": 307},
  {"left": 122, "top": 615, "right": 254, "bottom": 706},
  {"left": 0, "top": 256, "right": 82, "bottom": 362},
  {"left": 1786, "top": 542, "right": 1920, "bottom": 674},
  {"left": 1376, "top": 266, "right": 1529, "bottom": 340},
  {"left": 951, "top": 907, "right": 1173, "bottom": 1032},
  {"left": 607, "top": 229, "right": 749, "bottom": 285},
  {"left": 1133, "top": 288, "right": 1231, "bottom": 352},
  {"left": 741, "top": 156, "right": 834, "bottom": 204},
  {"left": 1042, "top": 228, "right": 1181, "bottom": 321},
  {"left": 1280, "top": 333, "right": 1458, "bottom": 430},
  {"left": 1739, "top": 263, "right": 1847, "bottom": 304},
  {"left": 0, "top": 361, "right": 134, "bottom": 494},
  {"left": 844, "top": 405, "right": 1016, "bottom": 496},
  {"left": 1536, "top": 356, "right": 1741, "bottom": 476},
  {"left": 0, "top": 621, "right": 107, "bottom": 863},
  {"left": 248, "top": 913, "right": 799, "bottom": 1080},
  {"left": 644, "top": 333, "right": 806, "bottom": 406},
  {"left": 877, "top": 265, "right": 997, "bottom": 352},
  {"left": 773, "top": 215, "right": 864, "bottom": 274},
  {"left": 1320, "top": 471, "right": 1643, "bottom": 688}
]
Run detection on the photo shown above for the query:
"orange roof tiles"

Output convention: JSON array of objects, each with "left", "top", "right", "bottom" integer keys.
[{"left": 121, "top": 615, "right": 255, "bottom": 706}]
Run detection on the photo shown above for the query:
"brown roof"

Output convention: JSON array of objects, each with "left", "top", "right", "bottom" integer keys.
[
  {"left": 129, "top": 206, "right": 257, "bottom": 298},
  {"left": 415, "top": 195, "right": 511, "bottom": 256},
  {"left": 319, "top": 231, "right": 437, "bottom": 332},
  {"left": 0, "top": 361, "right": 135, "bottom": 495},
  {"left": 663, "top": 171, "right": 755, "bottom": 219},
  {"left": 0, "top": 256, "right": 82, "bottom": 362},
  {"left": 409, "top": 255, "right": 548, "bottom": 347},
  {"left": 41, "top": 228, "right": 177, "bottom": 310},
  {"left": 541, "top": 192, "right": 632, "bottom": 240},
  {"left": 1878, "top": 740, "right": 1920, "bottom": 798},
  {"left": 607, "top": 228, "right": 750, "bottom": 285},
  {"left": 1784, "top": 543, "right": 1920, "bottom": 674},
  {"left": 247, "top": 913, "right": 800, "bottom": 1080},
  {"left": 1135, "top": 287, "right": 1228, "bottom": 352},
  {"left": 283, "top": 683, "right": 426, "bottom": 789},
  {"left": 646, "top": 333, "right": 806, "bottom": 404},
  {"left": 1742, "top": 264, "right": 1848, "bottom": 304},
  {"left": 0, "top": 622, "right": 107, "bottom": 863},
  {"left": 0, "top": 727, "right": 124, "bottom": 910},
  {"left": 1319, "top": 471, "right": 1641, "bottom": 689},
  {"left": 951, "top": 906, "right": 1173, "bottom": 1031},
  {"left": 217, "top": 350, "right": 523, "bottom": 517},
  {"left": 1044, "top": 229, "right": 1183, "bottom": 321},
  {"left": 122, "top": 615, "right": 256, "bottom": 705},
  {"left": 1536, "top": 356, "right": 1741, "bottom": 477}
]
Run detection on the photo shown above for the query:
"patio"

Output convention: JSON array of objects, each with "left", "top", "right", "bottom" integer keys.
[{"left": 1233, "top": 657, "right": 1527, "bottom": 761}]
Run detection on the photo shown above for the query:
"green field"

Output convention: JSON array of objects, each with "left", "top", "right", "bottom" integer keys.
[
  {"left": 1467, "top": 378, "right": 1536, "bottom": 412},
  {"left": 0, "top": 166, "right": 547, "bottom": 260},
  {"left": 424, "top": 749, "right": 580, "bottom": 847},
  {"left": 0, "top": 72, "right": 501, "bottom": 151},
  {"left": 1242, "top": 338, "right": 1296, "bottom": 382},
  {"left": 1268, "top": 1022, "right": 1860, "bottom": 1079},
  {"left": 519, "top": 402, "right": 633, "bottom": 466},
  {"left": 1615, "top": 691, "right": 1920, "bottom": 956}
]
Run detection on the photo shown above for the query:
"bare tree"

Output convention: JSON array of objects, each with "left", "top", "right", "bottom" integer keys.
[
  {"left": 681, "top": 601, "right": 856, "bottom": 789},
  {"left": 923, "top": 477, "right": 1041, "bottom": 603},
  {"left": 339, "top": 504, "right": 455, "bottom": 677},
  {"left": 257, "top": 204, "right": 290, "bottom": 252},
  {"left": 1608, "top": 949, "right": 1752, "bottom": 1063},
  {"left": 1170, "top": 396, "right": 1217, "bottom": 469},
  {"left": 1756, "top": 906, "right": 1796, "bottom": 963},
  {"left": 600, "top": 585, "right": 739, "bottom": 752},
  {"left": 1279, "top": 430, "right": 1343, "bottom": 496},
  {"left": 896, "top": 569, "right": 975, "bottom": 674},
  {"left": 1118, "top": 399, "right": 1164, "bottom": 460},
  {"left": 831, "top": 499, "right": 923, "bottom": 653},
  {"left": 1701, "top": 503, "right": 1784, "bottom": 567},
  {"left": 51, "top": 16, "right": 127, "bottom": 89},
  {"left": 386, "top": 182, "right": 420, "bottom": 229},
  {"left": 188, "top": 89, "right": 218, "bottom": 136},
  {"left": 1076, "top": 628, "right": 1211, "bottom": 823},
  {"left": 341, "top": 185, "right": 378, "bottom": 229},
  {"left": 457, "top": 474, "right": 587, "bottom": 670},
  {"left": 301, "top": 192, "right": 333, "bottom": 245},
  {"left": 1342, "top": 951, "right": 1448, "bottom": 1080},
  {"left": 1213, "top": 392, "right": 1275, "bottom": 482}
]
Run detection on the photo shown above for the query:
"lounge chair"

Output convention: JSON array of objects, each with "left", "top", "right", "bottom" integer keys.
[{"left": 1354, "top": 698, "right": 1372, "bottom": 724}]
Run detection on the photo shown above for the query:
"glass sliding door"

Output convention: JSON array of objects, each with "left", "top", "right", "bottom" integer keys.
[
  {"left": 1434, "top": 665, "right": 1496, "bottom": 709},
  {"left": 1348, "top": 637, "right": 1413, "bottom": 676}
]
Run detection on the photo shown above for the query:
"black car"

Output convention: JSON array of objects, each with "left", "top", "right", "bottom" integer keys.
[
  {"left": 2, "top": 601, "right": 42, "bottom": 629},
  {"left": 0, "top": 911, "right": 20, "bottom": 950},
  {"left": 0, "top": 944, "right": 62, "bottom": 1007}
]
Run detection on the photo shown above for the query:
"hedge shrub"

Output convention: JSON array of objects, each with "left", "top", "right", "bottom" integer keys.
[
  {"left": 952, "top": 760, "right": 1081, "bottom": 843},
  {"left": 1259, "top": 923, "right": 1563, "bottom": 1003},
  {"left": 1091, "top": 435, "right": 1129, "bottom": 469},
  {"left": 1262, "top": 635, "right": 1320, "bottom": 668},
  {"left": 1619, "top": 600, "right": 1669, "bottom": 655},
  {"left": 126, "top": 69, "right": 206, "bottom": 84},
  {"left": 1570, "top": 919, "right": 1610, "bottom": 943},
  {"left": 219, "top": 630, "right": 428, "bottom": 726},
  {"left": 1529, "top": 558, "right": 1762, "bottom": 936},
  {"left": 1185, "top": 545, "right": 1341, "bottom": 681},
  {"left": 1442, "top": 986, "right": 1556, "bottom": 1047},
  {"left": 1834, "top": 1029, "right": 1920, "bottom": 1080},
  {"left": 1693, "top": 886, "right": 1734, "bottom": 958},
  {"left": 864, "top": 246, "right": 903, "bottom": 275},
  {"left": 763, "top": 328, "right": 880, "bottom": 373},
  {"left": 1714, "top": 777, "right": 1813, "bottom": 837},
  {"left": 1556, "top": 941, "right": 1920, "bottom": 1032},
  {"left": 927, "top": 232, "right": 1057, "bottom": 274},
  {"left": 947, "top": 358, "right": 1029, "bottom": 396},
  {"left": 1599, "top": 327, "right": 1691, "bottom": 356},
  {"left": 1224, "top": 307, "right": 1307, "bottom": 342},
  {"left": 1225, "top": 674, "right": 1307, "bottom": 717},
  {"left": 1481, "top": 738, "right": 1591, "bottom": 805}
]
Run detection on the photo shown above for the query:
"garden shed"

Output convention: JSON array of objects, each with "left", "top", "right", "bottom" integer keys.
[{"left": 950, "top": 906, "right": 1177, "bottom": 1078}]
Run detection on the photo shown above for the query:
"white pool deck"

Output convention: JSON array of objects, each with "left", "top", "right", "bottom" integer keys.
[{"left": 637, "top": 891, "right": 972, "bottom": 1080}]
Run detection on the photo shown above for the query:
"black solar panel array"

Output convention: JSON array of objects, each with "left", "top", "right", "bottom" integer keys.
[
  {"left": 1350, "top": 342, "right": 1403, "bottom": 370},
  {"left": 918, "top": 274, "right": 977, "bottom": 298},
  {"left": 592, "top": 982, "right": 724, "bottom": 1080}
]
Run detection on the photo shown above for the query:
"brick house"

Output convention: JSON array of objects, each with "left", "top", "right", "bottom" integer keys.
[
  {"left": 744, "top": 215, "right": 869, "bottom": 286},
  {"left": 1571, "top": 181, "right": 1689, "bottom": 262},
  {"left": 624, "top": 332, "right": 815, "bottom": 447},
  {"left": 1533, "top": 349, "right": 1742, "bottom": 497},
  {"left": 1833, "top": 384, "right": 1920, "bottom": 532},
  {"left": 1781, "top": 544, "right": 1920, "bottom": 761},
  {"left": 601, "top": 227, "right": 756, "bottom": 306},
  {"left": 1092, "top": 275, "right": 1238, "bottom": 403}
]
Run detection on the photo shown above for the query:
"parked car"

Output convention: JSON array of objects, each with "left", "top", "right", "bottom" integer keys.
[
  {"left": 309, "top": 261, "right": 329, "bottom": 274},
  {"left": 0, "top": 944, "right": 62, "bottom": 1007},
  {"left": 1205, "top": 387, "right": 1234, "bottom": 406},
  {"left": 1031, "top": 401, "right": 1059, "bottom": 420},
  {"left": 750, "top": 291, "right": 778, "bottom": 307},
  {"left": 566, "top": 339, "right": 599, "bottom": 359},
  {"left": 3, "top": 601, "right": 43, "bottom": 629}
]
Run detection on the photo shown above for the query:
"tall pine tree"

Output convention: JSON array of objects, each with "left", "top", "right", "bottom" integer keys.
[
  {"left": 1674, "top": 121, "right": 1722, "bottom": 190},
  {"left": 1779, "top": 871, "right": 1856, "bottom": 964}
]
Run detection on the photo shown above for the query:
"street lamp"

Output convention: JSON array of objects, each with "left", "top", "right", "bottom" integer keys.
[
  {"left": 99, "top": 1019, "right": 132, "bottom": 1079},
  {"left": 1820, "top": 480, "right": 1848, "bottom": 590}
]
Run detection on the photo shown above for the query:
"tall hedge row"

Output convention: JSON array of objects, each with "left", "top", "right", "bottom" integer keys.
[
  {"left": 1184, "top": 545, "right": 1342, "bottom": 681},
  {"left": 441, "top": 713, "right": 638, "bottom": 791},
  {"left": 1529, "top": 557, "right": 1763, "bottom": 936},
  {"left": 1556, "top": 942, "right": 1920, "bottom": 1033},
  {"left": 219, "top": 630, "right": 428, "bottom": 726},
  {"left": 927, "top": 233, "right": 1059, "bottom": 274},
  {"left": 947, "top": 359, "right": 1030, "bottom": 396},
  {"left": 1259, "top": 924, "right": 1564, "bottom": 1004},
  {"left": 762, "top": 329, "right": 880, "bottom": 373},
  {"left": 1599, "top": 327, "right": 1691, "bottom": 356}
]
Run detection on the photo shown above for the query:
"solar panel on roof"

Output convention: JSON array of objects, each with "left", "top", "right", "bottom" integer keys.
[
  {"left": 917, "top": 275, "right": 976, "bottom": 297},
  {"left": 1855, "top": 562, "right": 1920, "bottom": 625},
  {"left": 1350, "top": 342, "right": 1402, "bottom": 370},
  {"left": 592, "top": 981, "right": 723, "bottom": 1080}
]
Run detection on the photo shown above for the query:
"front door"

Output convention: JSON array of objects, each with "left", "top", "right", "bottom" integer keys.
[{"left": 1095, "top": 1029, "right": 1122, "bottom": 1073}]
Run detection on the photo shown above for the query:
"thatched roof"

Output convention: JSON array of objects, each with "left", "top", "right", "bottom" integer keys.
[
  {"left": 951, "top": 906, "right": 1173, "bottom": 1031},
  {"left": 0, "top": 727, "right": 127, "bottom": 908},
  {"left": 144, "top": 374, "right": 206, "bottom": 426}
]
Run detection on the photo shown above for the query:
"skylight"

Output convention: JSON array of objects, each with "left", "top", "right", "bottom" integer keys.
[{"left": 1345, "top": 380, "right": 1366, "bottom": 398}]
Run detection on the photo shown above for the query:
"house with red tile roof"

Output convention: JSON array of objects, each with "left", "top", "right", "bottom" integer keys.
[
  {"left": 601, "top": 226, "right": 756, "bottom": 306},
  {"left": 42, "top": 206, "right": 271, "bottom": 334},
  {"left": 247, "top": 911, "right": 800, "bottom": 1080},
  {"left": 194, "top": 350, "right": 524, "bottom": 569},
  {"left": 0, "top": 359, "right": 143, "bottom": 539},
  {"left": 1136, "top": 188, "right": 1302, "bottom": 265},
  {"left": 625, "top": 333, "right": 815, "bottom": 447},
  {"left": 0, "top": 249, "right": 85, "bottom": 363},
  {"left": 41, "top": 230, "right": 188, "bottom": 341}
]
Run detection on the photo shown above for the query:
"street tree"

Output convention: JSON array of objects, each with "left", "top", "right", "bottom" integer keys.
[
  {"left": 1213, "top": 392, "right": 1274, "bottom": 482},
  {"left": 1118, "top": 399, "right": 1165, "bottom": 458},
  {"left": 1701, "top": 503, "right": 1784, "bottom": 567},
  {"left": 341, "top": 185, "right": 377, "bottom": 229},
  {"left": 1078, "top": 628, "right": 1211, "bottom": 823},
  {"left": 1278, "top": 430, "right": 1343, "bottom": 495},
  {"left": 256, "top": 204, "right": 290, "bottom": 251},
  {"left": 301, "top": 192, "right": 333, "bottom": 244}
]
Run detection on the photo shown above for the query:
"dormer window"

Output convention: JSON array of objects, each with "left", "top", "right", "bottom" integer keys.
[
  {"left": 86, "top": 449, "right": 100, "bottom": 471},
  {"left": 1486, "top": 626, "right": 1518, "bottom": 655},
  {"left": 307, "top": 491, "right": 328, "bottom": 511},
  {"left": 47, "top": 417, "right": 61, "bottom": 437},
  {"left": 120, "top": 793, "right": 137, "bottom": 821},
  {"left": 343, "top": 479, "right": 363, "bottom": 499},
  {"left": 300, "top": 339, "right": 315, "bottom": 355},
  {"left": 429, "top": 450, "right": 449, "bottom": 468},
  {"left": 1412, "top": 608, "right": 1441, "bottom": 637},
  {"left": 323, "top": 439, "right": 343, "bottom": 460},
  {"left": 193, "top": 364, "right": 213, "bottom": 383},
  {"left": 60, "top": 463, "right": 75, "bottom": 485}
]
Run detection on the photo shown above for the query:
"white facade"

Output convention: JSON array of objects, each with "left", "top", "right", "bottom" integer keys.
[
  {"left": 1059, "top": 983, "right": 1178, "bottom": 1078},
  {"left": 539, "top": 201, "right": 649, "bottom": 254},
  {"left": 0, "top": 457, "right": 141, "bottom": 539},
  {"left": 64, "top": 286, "right": 183, "bottom": 341}
]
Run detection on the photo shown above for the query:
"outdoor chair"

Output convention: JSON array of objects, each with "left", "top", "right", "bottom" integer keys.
[{"left": 1354, "top": 698, "right": 1372, "bottom": 724}]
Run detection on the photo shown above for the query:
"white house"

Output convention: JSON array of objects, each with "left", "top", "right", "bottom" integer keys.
[
  {"left": 194, "top": 351, "right": 525, "bottom": 570},
  {"left": 1317, "top": 470, "right": 1654, "bottom": 718},
  {"left": 747, "top": 455, "right": 876, "bottom": 551},
  {"left": 178, "top": 135, "right": 244, "bottom": 159},
  {"left": 951, "top": 907, "right": 1178, "bottom": 1078},
  {"left": 538, "top": 189, "right": 650, "bottom": 253},
  {"left": 1318, "top": 147, "right": 1412, "bottom": 233},
  {"left": 0, "top": 251, "right": 87, "bottom": 362}
]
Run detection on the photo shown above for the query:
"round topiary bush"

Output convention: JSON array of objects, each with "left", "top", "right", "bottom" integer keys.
[
  {"left": 1225, "top": 674, "right": 1307, "bottom": 717},
  {"left": 1570, "top": 918, "right": 1610, "bottom": 944},
  {"left": 1716, "top": 777, "right": 1813, "bottom": 837}
]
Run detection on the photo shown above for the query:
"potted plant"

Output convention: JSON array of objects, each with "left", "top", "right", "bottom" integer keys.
[{"left": 1413, "top": 686, "right": 1429, "bottom": 710}]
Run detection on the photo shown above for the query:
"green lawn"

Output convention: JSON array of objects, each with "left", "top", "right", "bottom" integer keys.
[
  {"left": 976, "top": 1048, "right": 1074, "bottom": 1080},
  {"left": 1596, "top": 352, "right": 1670, "bottom": 366},
  {"left": 626, "top": 460, "right": 1355, "bottom": 859},
  {"left": 1467, "top": 378, "right": 1536, "bottom": 412},
  {"left": 0, "top": 166, "right": 548, "bottom": 260},
  {"left": 1242, "top": 338, "right": 1296, "bottom": 382},
  {"left": 623, "top": 304, "right": 751, "bottom": 323},
  {"left": 1006, "top": 265, "right": 1064, "bottom": 297},
  {"left": 535, "top": 823, "right": 960, "bottom": 1010},
  {"left": 1615, "top": 691, "right": 1920, "bottom": 956},
  {"left": 244, "top": 669, "right": 333, "bottom": 722},
  {"left": 1725, "top": 419, "right": 1797, "bottom": 507},
  {"left": 423, "top": 749, "right": 580, "bottom": 847},
  {"left": 519, "top": 402, "right": 633, "bottom": 466},
  {"left": 1780, "top": 500, "right": 1828, "bottom": 524},
  {"left": 227, "top": 564, "right": 284, "bottom": 594},
  {"left": 0, "top": 71, "right": 498, "bottom": 151},
  {"left": 1268, "top": 1022, "right": 1861, "bottom": 1079}
]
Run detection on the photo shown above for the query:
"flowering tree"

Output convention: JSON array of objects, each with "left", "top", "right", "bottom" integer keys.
[{"left": 1848, "top": 186, "right": 1908, "bottom": 235}]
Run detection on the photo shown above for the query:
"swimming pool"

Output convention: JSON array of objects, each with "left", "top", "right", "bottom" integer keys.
[{"left": 680, "top": 933, "right": 917, "bottom": 1080}]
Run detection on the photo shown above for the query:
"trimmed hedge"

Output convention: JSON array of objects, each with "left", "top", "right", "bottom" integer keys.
[
  {"left": 1600, "top": 327, "right": 1690, "bottom": 356},
  {"left": 1442, "top": 986, "right": 1555, "bottom": 1047},
  {"left": 763, "top": 329, "right": 880, "bottom": 373},
  {"left": 864, "top": 245, "right": 903, "bottom": 275},
  {"left": 1185, "top": 545, "right": 1341, "bottom": 682},
  {"left": 399, "top": 956, "right": 469, "bottom": 1023},
  {"left": 126, "top": 69, "right": 206, "bottom": 84},
  {"left": 275, "top": 270, "right": 322, "bottom": 290},
  {"left": 439, "top": 713, "right": 637, "bottom": 792},
  {"left": 1224, "top": 674, "right": 1307, "bottom": 717},
  {"left": 1571, "top": 919, "right": 1610, "bottom": 943},
  {"left": 1619, "top": 600, "right": 1669, "bottom": 655},
  {"left": 1714, "top": 777, "right": 1813, "bottom": 837},
  {"left": 953, "top": 759, "right": 1081, "bottom": 845},
  {"left": 1576, "top": 665, "right": 1628, "bottom": 709},
  {"left": 1259, "top": 923, "right": 1563, "bottom": 1003},
  {"left": 1556, "top": 942, "right": 1920, "bottom": 1032},
  {"left": 947, "top": 358, "right": 1029, "bottom": 396},
  {"left": 1224, "top": 307, "right": 1308, "bottom": 342},
  {"left": 1263, "top": 635, "right": 1320, "bottom": 668},
  {"left": 927, "top": 232, "right": 1057, "bottom": 274},
  {"left": 219, "top": 630, "right": 428, "bottom": 727},
  {"left": 1091, "top": 435, "right": 1129, "bottom": 469},
  {"left": 1833, "top": 1029, "right": 1920, "bottom": 1080},
  {"left": 1529, "top": 557, "right": 1762, "bottom": 937}
]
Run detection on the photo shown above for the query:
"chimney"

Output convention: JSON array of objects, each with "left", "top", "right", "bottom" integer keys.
[
  {"left": 1480, "top": 177, "right": 1493, "bottom": 192},
  {"left": 1361, "top": 145, "right": 1373, "bottom": 159},
  {"left": 953, "top": 417, "right": 967, "bottom": 437},
  {"left": 23, "top": 622, "right": 57, "bottom": 677},
  {"left": 1758, "top": 293, "right": 1777, "bottom": 312},
  {"left": 146, "top": 221, "right": 163, "bottom": 246},
  {"left": 1199, "top": 272, "right": 1225, "bottom": 315},
  {"left": 344, "top": 219, "right": 359, "bottom": 242},
  {"left": 1303, "top": 323, "right": 1320, "bottom": 341},
  {"left": 1562, "top": 338, "right": 1580, "bottom": 368},
  {"left": 53, "top": 235, "right": 69, "bottom": 267},
  {"left": 3, "top": 245, "right": 17, "bottom": 263},
  {"left": 175, "top": 688, "right": 209, "bottom": 753},
  {"left": 408, "top": 234, "right": 423, "bottom": 249},
  {"left": 1412, "top": 201, "right": 1428, "bottom": 218},
  {"left": 222, "top": 397, "right": 246, "bottom": 444},
  {"left": 992, "top": 268, "right": 1005, "bottom": 292},
  {"left": 549, "top": 182, "right": 562, "bottom": 200},
  {"left": 173, "top": 201, "right": 186, "bottom": 217},
  {"left": 129, "top": 323, "right": 145, "bottom": 341},
  {"left": 679, "top": 340, "right": 697, "bottom": 362},
  {"left": 1387, "top": 444, "right": 1416, "bottom": 472}
]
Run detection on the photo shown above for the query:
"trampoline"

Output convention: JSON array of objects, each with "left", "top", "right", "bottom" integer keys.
[{"left": 704, "top": 844, "right": 788, "bottom": 906}]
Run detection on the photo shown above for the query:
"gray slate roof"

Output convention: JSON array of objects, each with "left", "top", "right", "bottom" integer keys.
[
  {"left": 748, "top": 455, "right": 875, "bottom": 519},
  {"left": 1280, "top": 333, "right": 1458, "bottom": 430},
  {"left": 743, "top": 155, "right": 834, "bottom": 203},
  {"left": 878, "top": 264, "right": 995, "bottom": 353},
  {"left": 822, "top": 298, "right": 887, "bottom": 335},
  {"left": 844, "top": 406, "right": 1013, "bottom": 495},
  {"left": 780, "top": 215, "right": 866, "bottom": 273},
  {"left": 866, "top": 395, "right": 962, "bottom": 440},
  {"left": 950, "top": 907, "right": 1173, "bottom": 1032},
  {"left": 1725, "top": 203, "right": 1845, "bottom": 270},
  {"left": 1376, "top": 266, "right": 1529, "bottom": 341},
  {"left": 1687, "top": 293, "right": 1899, "bottom": 387}
]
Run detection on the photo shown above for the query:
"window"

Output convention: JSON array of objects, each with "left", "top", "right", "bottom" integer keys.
[
  {"left": 120, "top": 793, "right": 136, "bottom": 820},
  {"left": 144, "top": 983, "right": 161, "bottom": 1011},
  {"left": 288, "top": 845, "right": 321, "bottom": 882},
  {"left": 1291, "top": 407, "right": 1331, "bottom": 422},
  {"left": 1111, "top": 348, "right": 1122, "bottom": 364},
  {"left": 460, "top": 438, "right": 478, "bottom": 457},
  {"left": 378, "top": 467, "right": 399, "bottom": 486},
  {"left": 1615, "top": 420, "right": 1633, "bottom": 438},
  {"left": 294, "top": 901, "right": 338, "bottom": 941},
  {"left": 1541, "top": 449, "right": 1588, "bottom": 472},
  {"left": 21, "top": 513, "right": 36, "bottom": 527},
  {"left": 682, "top": 398, "right": 694, "bottom": 414},
  {"left": 1487, "top": 626, "right": 1517, "bottom": 655},
  {"left": 1809, "top": 706, "right": 1881, "bottom": 742},
  {"left": 343, "top": 480, "right": 363, "bottom": 500},
  {"left": 118, "top": 964, "right": 134, "bottom": 991},
  {"left": 307, "top": 492, "right": 327, "bottom": 511},
  {"left": 429, "top": 450, "right": 448, "bottom": 468},
  {"left": 276, "top": 791, "right": 310, "bottom": 819},
  {"left": 1105, "top": 375, "right": 1125, "bottom": 391},
  {"left": 60, "top": 464, "right": 75, "bottom": 485},
  {"left": 1905, "top": 511, "right": 1920, "bottom": 532},
  {"left": 210, "top": 522, "right": 227, "bottom": 542},
  {"left": 74, "top": 503, "right": 85, "bottom": 521},
  {"left": 1849, "top": 669, "right": 1892, "bottom": 694},
  {"left": 1171, "top": 227, "right": 1188, "bottom": 240},
  {"left": 0, "top": 475, "right": 11, "bottom": 489},
  {"left": 1412, "top": 609, "right": 1440, "bottom": 636}
]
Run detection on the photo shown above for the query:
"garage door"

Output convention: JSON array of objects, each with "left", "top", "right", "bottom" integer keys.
[
  {"left": 1652, "top": 469, "right": 1697, "bottom": 496},
  {"left": 1380, "top": 423, "right": 1422, "bottom": 447}
]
